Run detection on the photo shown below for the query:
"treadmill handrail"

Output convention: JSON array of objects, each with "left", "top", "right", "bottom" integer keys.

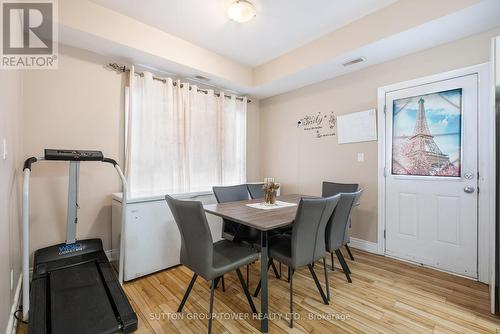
[
  {"left": 24, "top": 155, "right": 119, "bottom": 170},
  {"left": 22, "top": 152, "right": 129, "bottom": 321},
  {"left": 23, "top": 157, "right": 38, "bottom": 171}
]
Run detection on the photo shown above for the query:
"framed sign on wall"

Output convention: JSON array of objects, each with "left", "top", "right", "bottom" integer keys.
[{"left": 337, "top": 109, "right": 377, "bottom": 144}]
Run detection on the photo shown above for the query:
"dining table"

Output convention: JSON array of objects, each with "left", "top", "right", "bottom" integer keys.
[{"left": 203, "top": 193, "right": 305, "bottom": 333}]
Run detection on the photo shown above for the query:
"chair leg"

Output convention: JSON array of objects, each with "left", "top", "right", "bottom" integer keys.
[
  {"left": 253, "top": 261, "right": 272, "bottom": 297},
  {"left": 330, "top": 252, "right": 335, "bottom": 271},
  {"left": 289, "top": 268, "right": 294, "bottom": 328},
  {"left": 345, "top": 245, "right": 355, "bottom": 261},
  {"left": 221, "top": 276, "right": 225, "bottom": 292},
  {"left": 236, "top": 268, "right": 257, "bottom": 314},
  {"left": 341, "top": 250, "right": 351, "bottom": 274},
  {"left": 335, "top": 249, "right": 352, "bottom": 283},
  {"left": 214, "top": 277, "right": 220, "bottom": 289},
  {"left": 177, "top": 273, "right": 198, "bottom": 312},
  {"left": 307, "top": 264, "right": 329, "bottom": 305},
  {"left": 270, "top": 259, "right": 280, "bottom": 279},
  {"left": 323, "top": 257, "right": 330, "bottom": 301},
  {"left": 246, "top": 264, "right": 250, "bottom": 288},
  {"left": 208, "top": 279, "right": 216, "bottom": 334}
]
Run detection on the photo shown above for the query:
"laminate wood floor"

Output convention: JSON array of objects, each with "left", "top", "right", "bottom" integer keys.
[
  {"left": 17, "top": 249, "right": 500, "bottom": 333},
  {"left": 124, "top": 249, "right": 500, "bottom": 333}
]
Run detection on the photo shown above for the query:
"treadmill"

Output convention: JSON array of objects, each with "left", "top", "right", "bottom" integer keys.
[{"left": 22, "top": 149, "right": 138, "bottom": 334}]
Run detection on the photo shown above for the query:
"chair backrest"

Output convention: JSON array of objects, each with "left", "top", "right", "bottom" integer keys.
[
  {"left": 312, "top": 195, "right": 341, "bottom": 262},
  {"left": 247, "top": 183, "right": 265, "bottom": 199},
  {"left": 325, "top": 190, "right": 363, "bottom": 252},
  {"left": 165, "top": 195, "right": 213, "bottom": 277},
  {"left": 213, "top": 184, "right": 249, "bottom": 203},
  {"left": 290, "top": 197, "right": 330, "bottom": 268},
  {"left": 322, "top": 181, "right": 358, "bottom": 197},
  {"left": 212, "top": 184, "right": 254, "bottom": 241}
]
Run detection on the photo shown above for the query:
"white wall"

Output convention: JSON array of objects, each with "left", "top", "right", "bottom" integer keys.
[
  {"left": 497, "top": 36, "right": 500, "bottom": 89},
  {"left": 0, "top": 71, "right": 23, "bottom": 332}
]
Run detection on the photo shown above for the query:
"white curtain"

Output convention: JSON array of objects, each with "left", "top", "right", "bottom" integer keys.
[{"left": 125, "top": 71, "right": 247, "bottom": 197}]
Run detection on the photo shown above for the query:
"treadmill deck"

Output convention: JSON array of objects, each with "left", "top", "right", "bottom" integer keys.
[{"left": 28, "top": 239, "right": 137, "bottom": 334}]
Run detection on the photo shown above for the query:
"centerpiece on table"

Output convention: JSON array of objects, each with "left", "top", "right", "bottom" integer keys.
[{"left": 263, "top": 178, "right": 280, "bottom": 205}]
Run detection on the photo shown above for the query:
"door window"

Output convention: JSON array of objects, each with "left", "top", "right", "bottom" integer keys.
[{"left": 391, "top": 88, "right": 462, "bottom": 177}]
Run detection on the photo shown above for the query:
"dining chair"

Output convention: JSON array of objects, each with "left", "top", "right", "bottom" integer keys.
[
  {"left": 254, "top": 195, "right": 340, "bottom": 327},
  {"left": 247, "top": 183, "right": 265, "bottom": 200},
  {"left": 213, "top": 184, "right": 255, "bottom": 242},
  {"left": 165, "top": 195, "right": 259, "bottom": 334},
  {"left": 247, "top": 182, "right": 290, "bottom": 279},
  {"left": 322, "top": 181, "right": 359, "bottom": 260},
  {"left": 213, "top": 184, "right": 279, "bottom": 287},
  {"left": 325, "top": 190, "right": 363, "bottom": 283}
]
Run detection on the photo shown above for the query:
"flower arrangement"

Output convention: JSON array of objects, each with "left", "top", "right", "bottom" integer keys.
[{"left": 263, "top": 178, "right": 280, "bottom": 205}]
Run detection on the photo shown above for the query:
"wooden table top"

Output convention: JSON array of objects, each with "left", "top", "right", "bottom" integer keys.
[{"left": 203, "top": 194, "right": 309, "bottom": 231}]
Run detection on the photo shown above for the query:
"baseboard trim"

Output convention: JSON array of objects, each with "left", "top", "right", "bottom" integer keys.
[
  {"left": 349, "top": 237, "right": 378, "bottom": 254},
  {"left": 6, "top": 274, "right": 22, "bottom": 334}
]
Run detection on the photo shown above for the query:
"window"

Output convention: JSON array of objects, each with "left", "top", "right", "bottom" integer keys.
[
  {"left": 392, "top": 89, "right": 462, "bottom": 177},
  {"left": 125, "top": 72, "right": 246, "bottom": 197}
]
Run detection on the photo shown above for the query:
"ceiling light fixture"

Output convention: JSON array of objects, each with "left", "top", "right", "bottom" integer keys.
[{"left": 227, "top": 0, "right": 256, "bottom": 23}]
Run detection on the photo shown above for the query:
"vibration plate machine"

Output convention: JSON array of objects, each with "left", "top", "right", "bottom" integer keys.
[{"left": 22, "top": 149, "right": 137, "bottom": 334}]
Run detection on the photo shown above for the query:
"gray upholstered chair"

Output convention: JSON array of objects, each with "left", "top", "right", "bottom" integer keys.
[
  {"left": 247, "top": 183, "right": 265, "bottom": 200},
  {"left": 212, "top": 184, "right": 279, "bottom": 287},
  {"left": 325, "top": 190, "right": 363, "bottom": 283},
  {"left": 213, "top": 184, "right": 256, "bottom": 242},
  {"left": 254, "top": 195, "right": 340, "bottom": 327},
  {"left": 322, "top": 181, "right": 359, "bottom": 260},
  {"left": 246, "top": 182, "right": 288, "bottom": 279},
  {"left": 165, "top": 195, "right": 259, "bottom": 334}
]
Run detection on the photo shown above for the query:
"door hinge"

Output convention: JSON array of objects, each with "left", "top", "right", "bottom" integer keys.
[
  {"left": 383, "top": 105, "right": 387, "bottom": 114},
  {"left": 384, "top": 229, "right": 386, "bottom": 239},
  {"left": 477, "top": 186, "right": 480, "bottom": 194},
  {"left": 383, "top": 167, "right": 387, "bottom": 177}
]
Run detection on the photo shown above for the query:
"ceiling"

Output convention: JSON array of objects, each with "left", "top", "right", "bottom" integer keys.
[
  {"left": 89, "top": 0, "right": 396, "bottom": 66},
  {"left": 60, "top": 0, "right": 500, "bottom": 99}
]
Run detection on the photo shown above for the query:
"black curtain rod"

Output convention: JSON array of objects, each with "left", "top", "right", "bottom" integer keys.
[{"left": 108, "top": 63, "right": 251, "bottom": 103}]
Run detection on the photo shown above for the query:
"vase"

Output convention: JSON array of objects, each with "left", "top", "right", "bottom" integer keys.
[{"left": 265, "top": 189, "right": 277, "bottom": 205}]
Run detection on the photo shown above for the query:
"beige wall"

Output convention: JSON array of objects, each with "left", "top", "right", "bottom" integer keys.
[
  {"left": 0, "top": 71, "right": 23, "bottom": 332},
  {"left": 22, "top": 45, "right": 261, "bottom": 255},
  {"left": 23, "top": 46, "right": 126, "bottom": 254},
  {"left": 260, "top": 27, "right": 500, "bottom": 243}
]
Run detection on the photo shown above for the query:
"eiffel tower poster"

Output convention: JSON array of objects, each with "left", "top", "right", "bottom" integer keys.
[{"left": 392, "top": 88, "right": 462, "bottom": 177}]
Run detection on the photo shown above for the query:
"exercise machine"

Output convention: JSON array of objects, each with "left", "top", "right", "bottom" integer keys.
[{"left": 22, "top": 149, "right": 137, "bottom": 334}]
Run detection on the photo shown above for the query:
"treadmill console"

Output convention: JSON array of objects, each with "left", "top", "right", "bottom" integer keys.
[{"left": 45, "top": 149, "right": 104, "bottom": 161}]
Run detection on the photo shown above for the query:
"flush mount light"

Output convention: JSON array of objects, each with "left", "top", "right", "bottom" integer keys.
[{"left": 227, "top": 0, "right": 256, "bottom": 23}]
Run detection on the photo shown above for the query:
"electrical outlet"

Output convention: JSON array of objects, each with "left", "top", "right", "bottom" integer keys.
[
  {"left": 2, "top": 138, "right": 7, "bottom": 160},
  {"left": 357, "top": 152, "right": 364, "bottom": 162},
  {"left": 10, "top": 269, "right": 13, "bottom": 291}
]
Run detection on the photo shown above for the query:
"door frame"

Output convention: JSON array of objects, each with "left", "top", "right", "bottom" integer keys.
[{"left": 376, "top": 63, "right": 494, "bottom": 285}]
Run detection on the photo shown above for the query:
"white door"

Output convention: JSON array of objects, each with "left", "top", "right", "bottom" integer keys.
[{"left": 385, "top": 74, "right": 478, "bottom": 278}]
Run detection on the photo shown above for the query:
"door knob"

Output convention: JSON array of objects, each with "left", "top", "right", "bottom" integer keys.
[{"left": 464, "top": 186, "right": 475, "bottom": 194}]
